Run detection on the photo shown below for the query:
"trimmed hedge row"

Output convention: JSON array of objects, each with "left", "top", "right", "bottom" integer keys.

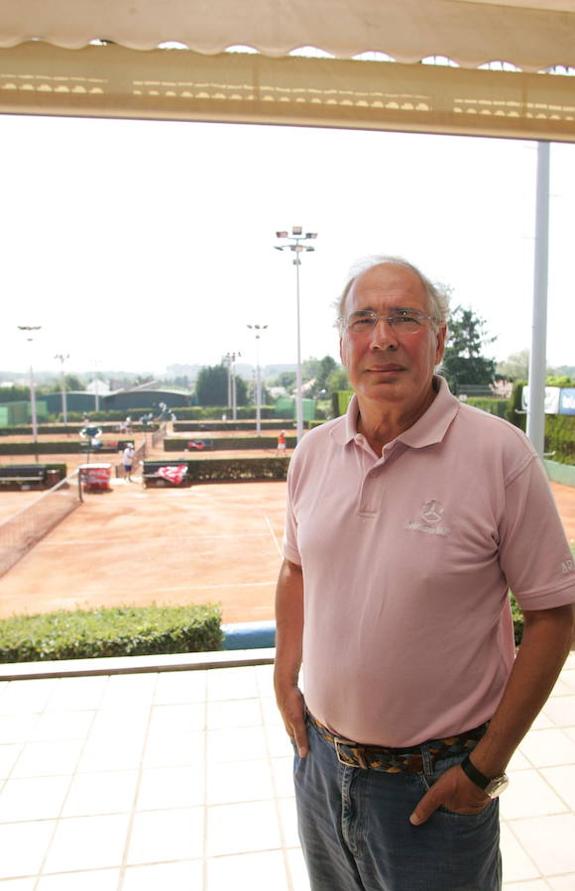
[
  {"left": 185, "top": 456, "right": 290, "bottom": 482},
  {"left": 0, "top": 604, "right": 223, "bottom": 663},
  {"left": 465, "top": 398, "right": 509, "bottom": 419},
  {"left": 173, "top": 420, "right": 297, "bottom": 432},
  {"left": 164, "top": 436, "right": 297, "bottom": 452}
]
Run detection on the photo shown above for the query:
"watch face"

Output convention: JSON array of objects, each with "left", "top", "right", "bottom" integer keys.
[{"left": 485, "top": 774, "right": 510, "bottom": 798}]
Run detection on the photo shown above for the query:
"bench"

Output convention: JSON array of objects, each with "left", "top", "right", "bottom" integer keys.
[
  {"left": 0, "top": 464, "right": 49, "bottom": 489},
  {"left": 143, "top": 461, "right": 190, "bottom": 488}
]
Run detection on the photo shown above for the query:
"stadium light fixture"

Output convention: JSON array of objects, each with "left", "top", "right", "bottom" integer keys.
[
  {"left": 18, "top": 325, "right": 42, "bottom": 463},
  {"left": 247, "top": 324, "right": 268, "bottom": 435},
  {"left": 274, "top": 226, "right": 318, "bottom": 442}
]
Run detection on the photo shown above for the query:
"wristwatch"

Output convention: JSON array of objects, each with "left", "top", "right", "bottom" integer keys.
[{"left": 460, "top": 753, "right": 509, "bottom": 798}]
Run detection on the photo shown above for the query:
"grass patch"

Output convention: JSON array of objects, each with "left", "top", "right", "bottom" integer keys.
[{"left": 0, "top": 603, "right": 223, "bottom": 663}]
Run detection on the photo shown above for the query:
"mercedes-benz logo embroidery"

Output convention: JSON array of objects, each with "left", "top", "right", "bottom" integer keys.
[
  {"left": 406, "top": 499, "right": 449, "bottom": 536},
  {"left": 421, "top": 500, "right": 443, "bottom": 526}
]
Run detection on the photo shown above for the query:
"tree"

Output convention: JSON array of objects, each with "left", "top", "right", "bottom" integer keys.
[
  {"left": 327, "top": 367, "right": 349, "bottom": 393},
  {"left": 195, "top": 364, "right": 247, "bottom": 406},
  {"left": 441, "top": 306, "right": 496, "bottom": 392},
  {"left": 302, "top": 355, "right": 339, "bottom": 397},
  {"left": 496, "top": 350, "right": 529, "bottom": 382}
]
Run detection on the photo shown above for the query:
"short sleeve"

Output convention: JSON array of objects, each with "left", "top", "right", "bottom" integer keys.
[
  {"left": 282, "top": 458, "right": 302, "bottom": 566},
  {"left": 499, "top": 455, "right": 575, "bottom": 610}
]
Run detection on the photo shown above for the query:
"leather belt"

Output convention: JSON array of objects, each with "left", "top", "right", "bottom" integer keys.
[{"left": 307, "top": 712, "right": 488, "bottom": 773}]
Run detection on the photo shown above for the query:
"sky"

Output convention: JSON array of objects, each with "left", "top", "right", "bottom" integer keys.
[{"left": 1, "top": 113, "right": 575, "bottom": 379}]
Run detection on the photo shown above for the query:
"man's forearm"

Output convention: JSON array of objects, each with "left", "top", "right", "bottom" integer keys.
[
  {"left": 274, "top": 558, "right": 304, "bottom": 689},
  {"left": 471, "top": 604, "right": 574, "bottom": 777},
  {"left": 274, "top": 558, "right": 309, "bottom": 755}
]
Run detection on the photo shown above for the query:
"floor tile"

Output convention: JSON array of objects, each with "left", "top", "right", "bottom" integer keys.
[
  {"left": 518, "top": 730, "right": 575, "bottom": 768},
  {"left": 148, "top": 702, "right": 205, "bottom": 734},
  {"left": 542, "top": 696, "right": 575, "bottom": 728},
  {"left": 122, "top": 860, "right": 203, "bottom": 890},
  {"left": 285, "top": 847, "right": 311, "bottom": 891},
  {"left": 154, "top": 670, "right": 207, "bottom": 704},
  {"left": 547, "top": 875, "right": 575, "bottom": 889},
  {"left": 206, "top": 666, "right": 258, "bottom": 701},
  {"left": 0, "top": 821, "right": 55, "bottom": 879},
  {"left": 0, "top": 775, "right": 70, "bottom": 822},
  {"left": 99, "top": 674, "right": 157, "bottom": 710},
  {"left": 142, "top": 726, "right": 204, "bottom": 768},
  {"left": 11, "top": 740, "right": 84, "bottom": 778},
  {"left": 36, "top": 868, "right": 120, "bottom": 890},
  {"left": 206, "top": 800, "right": 281, "bottom": 857},
  {"left": 0, "top": 744, "right": 22, "bottom": 780},
  {"left": 126, "top": 807, "right": 203, "bottom": 864},
  {"left": 46, "top": 676, "right": 109, "bottom": 711},
  {"left": 557, "top": 670, "right": 575, "bottom": 694},
  {"left": 206, "top": 849, "right": 289, "bottom": 891},
  {"left": 207, "top": 698, "right": 262, "bottom": 729},
  {"left": 271, "top": 756, "right": 296, "bottom": 798},
  {"left": 510, "top": 814, "right": 575, "bottom": 876},
  {"left": 508, "top": 750, "right": 532, "bottom": 771},
  {"left": 137, "top": 764, "right": 205, "bottom": 810},
  {"left": 76, "top": 736, "right": 144, "bottom": 772},
  {"left": 62, "top": 769, "right": 138, "bottom": 817},
  {"left": 0, "top": 716, "right": 39, "bottom": 744},
  {"left": 0, "top": 679, "right": 58, "bottom": 715},
  {"left": 265, "top": 723, "right": 296, "bottom": 758},
  {"left": 29, "top": 710, "right": 95, "bottom": 742},
  {"left": 500, "top": 823, "right": 541, "bottom": 883},
  {"left": 500, "top": 770, "right": 568, "bottom": 820},
  {"left": 502, "top": 882, "right": 550, "bottom": 890},
  {"left": 541, "top": 766, "right": 575, "bottom": 812},
  {"left": 206, "top": 758, "right": 274, "bottom": 805},
  {"left": 278, "top": 796, "right": 300, "bottom": 848},
  {"left": 43, "top": 814, "right": 130, "bottom": 873},
  {"left": 206, "top": 726, "right": 267, "bottom": 764},
  {"left": 0, "top": 879, "right": 36, "bottom": 890}
]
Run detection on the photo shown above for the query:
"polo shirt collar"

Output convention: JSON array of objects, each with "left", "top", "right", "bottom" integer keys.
[{"left": 335, "top": 375, "right": 460, "bottom": 449}]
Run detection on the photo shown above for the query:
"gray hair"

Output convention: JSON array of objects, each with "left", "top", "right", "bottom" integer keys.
[{"left": 336, "top": 256, "right": 450, "bottom": 333}]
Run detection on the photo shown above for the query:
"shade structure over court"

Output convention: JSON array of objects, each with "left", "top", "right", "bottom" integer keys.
[{"left": 0, "top": 1, "right": 574, "bottom": 141}]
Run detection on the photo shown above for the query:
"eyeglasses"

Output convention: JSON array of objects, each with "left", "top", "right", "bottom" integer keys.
[{"left": 340, "top": 309, "right": 436, "bottom": 336}]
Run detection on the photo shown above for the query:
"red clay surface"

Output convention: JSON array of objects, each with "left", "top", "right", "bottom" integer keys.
[
  {"left": 1, "top": 436, "right": 575, "bottom": 623},
  {"left": 0, "top": 478, "right": 286, "bottom": 623}
]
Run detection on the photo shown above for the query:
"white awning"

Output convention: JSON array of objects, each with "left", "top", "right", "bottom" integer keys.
[{"left": 1, "top": 1, "right": 574, "bottom": 140}]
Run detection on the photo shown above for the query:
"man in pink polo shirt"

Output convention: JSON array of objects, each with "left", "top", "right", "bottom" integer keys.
[{"left": 274, "top": 256, "right": 575, "bottom": 891}]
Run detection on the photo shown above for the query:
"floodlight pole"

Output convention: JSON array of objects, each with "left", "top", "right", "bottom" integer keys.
[
  {"left": 247, "top": 324, "right": 268, "bottom": 434},
  {"left": 55, "top": 353, "right": 70, "bottom": 425},
  {"left": 18, "top": 325, "right": 41, "bottom": 463},
  {"left": 274, "top": 226, "right": 318, "bottom": 442},
  {"left": 526, "top": 141, "right": 550, "bottom": 458},
  {"left": 223, "top": 351, "right": 241, "bottom": 420}
]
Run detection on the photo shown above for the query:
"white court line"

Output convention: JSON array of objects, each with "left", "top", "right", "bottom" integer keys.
[
  {"left": 147, "top": 580, "right": 276, "bottom": 593},
  {"left": 37, "top": 532, "right": 274, "bottom": 547},
  {"left": 265, "top": 514, "right": 283, "bottom": 558}
]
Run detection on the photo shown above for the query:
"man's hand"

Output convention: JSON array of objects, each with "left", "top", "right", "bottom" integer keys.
[
  {"left": 410, "top": 764, "right": 490, "bottom": 825},
  {"left": 275, "top": 683, "right": 309, "bottom": 758}
]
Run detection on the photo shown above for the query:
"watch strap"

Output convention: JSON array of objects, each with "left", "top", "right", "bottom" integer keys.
[{"left": 460, "top": 753, "right": 490, "bottom": 790}]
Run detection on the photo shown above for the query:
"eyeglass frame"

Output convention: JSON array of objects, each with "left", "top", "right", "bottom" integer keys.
[{"left": 337, "top": 308, "right": 441, "bottom": 337}]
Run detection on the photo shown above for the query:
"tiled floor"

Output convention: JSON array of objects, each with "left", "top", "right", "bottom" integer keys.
[{"left": 1, "top": 655, "right": 575, "bottom": 890}]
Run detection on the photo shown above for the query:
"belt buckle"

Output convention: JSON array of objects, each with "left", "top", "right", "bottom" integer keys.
[{"left": 334, "top": 738, "right": 367, "bottom": 770}]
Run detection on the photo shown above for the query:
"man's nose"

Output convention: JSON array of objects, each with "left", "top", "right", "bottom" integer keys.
[{"left": 370, "top": 317, "right": 399, "bottom": 348}]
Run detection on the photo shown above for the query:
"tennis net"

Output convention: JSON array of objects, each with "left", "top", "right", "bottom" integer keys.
[{"left": 0, "top": 474, "right": 83, "bottom": 577}]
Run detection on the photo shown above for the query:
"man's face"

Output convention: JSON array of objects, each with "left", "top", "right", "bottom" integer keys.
[{"left": 339, "top": 263, "right": 446, "bottom": 411}]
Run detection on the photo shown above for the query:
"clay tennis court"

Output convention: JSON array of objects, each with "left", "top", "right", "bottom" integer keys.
[{"left": 1, "top": 455, "right": 575, "bottom": 624}]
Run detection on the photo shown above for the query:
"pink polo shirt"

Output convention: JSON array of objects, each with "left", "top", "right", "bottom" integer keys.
[{"left": 283, "top": 377, "right": 575, "bottom": 747}]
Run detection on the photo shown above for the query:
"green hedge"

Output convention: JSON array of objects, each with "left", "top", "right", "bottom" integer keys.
[
  {"left": 545, "top": 415, "right": 575, "bottom": 465},
  {"left": 0, "top": 604, "right": 223, "bottom": 663},
  {"left": 186, "top": 456, "right": 290, "bottom": 482},
  {"left": 465, "top": 397, "right": 509, "bottom": 419},
  {"left": 173, "top": 420, "right": 297, "bottom": 432},
  {"left": 164, "top": 435, "right": 297, "bottom": 452}
]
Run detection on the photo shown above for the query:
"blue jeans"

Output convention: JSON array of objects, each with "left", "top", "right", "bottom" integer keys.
[{"left": 293, "top": 718, "right": 501, "bottom": 891}]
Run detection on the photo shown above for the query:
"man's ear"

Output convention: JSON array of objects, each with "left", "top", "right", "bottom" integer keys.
[{"left": 435, "top": 324, "right": 447, "bottom": 365}]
